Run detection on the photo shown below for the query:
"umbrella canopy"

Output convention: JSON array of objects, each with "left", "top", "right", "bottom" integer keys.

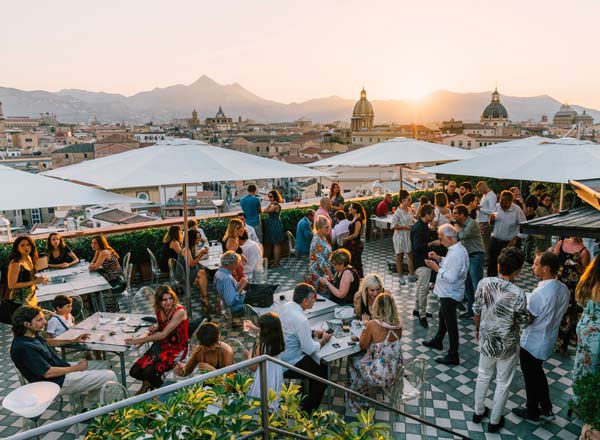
[
  {"left": 0, "top": 165, "right": 140, "bottom": 211},
  {"left": 307, "top": 137, "right": 477, "bottom": 168},
  {"left": 421, "top": 137, "right": 600, "bottom": 184},
  {"left": 43, "top": 139, "right": 328, "bottom": 189}
]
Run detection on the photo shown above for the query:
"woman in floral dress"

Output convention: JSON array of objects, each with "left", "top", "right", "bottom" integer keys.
[
  {"left": 308, "top": 215, "right": 333, "bottom": 293},
  {"left": 573, "top": 256, "right": 600, "bottom": 382},
  {"left": 554, "top": 237, "right": 590, "bottom": 353},
  {"left": 125, "top": 285, "right": 188, "bottom": 394},
  {"left": 347, "top": 292, "right": 403, "bottom": 412},
  {"left": 392, "top": 189, "right": 415, "bottom": 284}
]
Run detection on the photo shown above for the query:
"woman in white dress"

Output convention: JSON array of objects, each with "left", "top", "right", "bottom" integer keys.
[
  {"left": 392, "top": 189, "right": 415, "bottom": 284},
  {"left": 247, "top": 312, "right": 285, "bottom": 409}
]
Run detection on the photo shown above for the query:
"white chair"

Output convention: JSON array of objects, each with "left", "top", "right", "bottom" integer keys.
[
  {"left": 132, "top": 286, "right": 155, "bottom": 314},
  {"left": 99, "top": 381, "right": 129, "bottom": 406},
  {"left": 168, "top": 258, "right": 186, "bottom": 287},
  {"left": 2, "top": 381, "right": 60, "bottom": 434},
  {"left": 243, "top": 304, "right": 261, "bottom": 343},
  {"left": 369, "top": 215, "right": 383, "bottom": 241},
  {"left": 286, "top": 231, "right": 296, "bottom": 257},
  {"left": 122, "top": 252, "right": 131, "bottom": 273},
  {"left": 252, "top": 258, "right": 268, "bottom": 284},
  {"left": 70, "top": 295, "right": 88, "bottom": 322},
  {"left": 146, "top": 248, "right": 162, "bottom": 285},
  {"left": 188, "top": 317, "right": 208, "bottom": 353},
  {"left": 382, "top": 357, "right": 427, "bottom": 434}
]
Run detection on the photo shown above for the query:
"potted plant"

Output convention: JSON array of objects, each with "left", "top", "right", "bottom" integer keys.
[{"left": 570, "top": 371, "right": 600, "bottom": 439}]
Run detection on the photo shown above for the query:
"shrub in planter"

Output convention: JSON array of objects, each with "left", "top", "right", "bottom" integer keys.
[
  {"left": 570, "top": 371, "right": 600, "bottom": 436},
  {"left": 85, "top": 372, "right": 390, "bottom": 439}
]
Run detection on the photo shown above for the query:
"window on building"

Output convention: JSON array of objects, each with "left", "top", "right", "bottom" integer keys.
[
  {"left": 450, "top": 141, "right": 455, "bottom": 147},
  {"left": 467, "top": 141, "right": 472, "bottom": 148},
  {"left": 65, "top": 154, "right": 69, "bottom": 158},
  {"left": 30, "top": 208, "right": 41, "bottom": 225},
  {"left": 458, "top": 141, "right": 463, "bottom": 148},
  {"left": 84, "top": 153, "right": 87, "bottom": 158},
  {"left": 47, "top": 207, "right": 54, "bottom": 213}
]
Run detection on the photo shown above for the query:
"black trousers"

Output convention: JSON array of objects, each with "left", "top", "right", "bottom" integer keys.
[
  {"left": 433, "top": 297, "right": 459, "bottom": 358},
  {"left": 487, "top": 237, "right": 510, "bottom": 277},
  {"left": 519, "top": 347, "right": 551, "bottom": 417},
  {"left": 130, "top": 362, "right": 163, "bottom": 389},
  {"left": 283, "top": 355, "right": 328, "bottom": 413}
]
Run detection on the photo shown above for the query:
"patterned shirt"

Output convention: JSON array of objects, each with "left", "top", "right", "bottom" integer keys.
[{"left": 474, "top": 277, "right": 528, "bottom": 359}]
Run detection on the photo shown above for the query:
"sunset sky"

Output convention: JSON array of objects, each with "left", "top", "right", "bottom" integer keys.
[{"left": 3, "top": 0, "right": 600, "bottom": 108}]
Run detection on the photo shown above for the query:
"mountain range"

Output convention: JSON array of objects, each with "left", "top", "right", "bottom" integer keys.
[{"left": 1, "top": 75, "right": 598, "bottom": 125}]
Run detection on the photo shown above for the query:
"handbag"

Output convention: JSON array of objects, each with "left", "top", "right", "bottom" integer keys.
[
  {"left": 0, "top": 298, "right": 21, "bottom": 325},
  {"left": 245, "top": 284, "right": 278, "bottom": 308}
]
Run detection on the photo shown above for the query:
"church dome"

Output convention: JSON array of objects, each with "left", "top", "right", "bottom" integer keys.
[
  {"left": 555, "top": 103, "right": 578, "bottom": 117},
  {"left": 481, "top": 88, "right": 508, "bottom": 120},
  {"left": 353, "top": 88, "right": 374, "bottom": 117}
]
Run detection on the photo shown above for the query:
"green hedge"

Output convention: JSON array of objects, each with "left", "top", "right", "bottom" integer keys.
[{"left": 0, "top": 192, "right": 437, "bottom": 277}]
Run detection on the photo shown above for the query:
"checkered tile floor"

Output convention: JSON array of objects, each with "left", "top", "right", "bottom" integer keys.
[{"left": 0, "top": 237, "right": 584, "bottom": 439}]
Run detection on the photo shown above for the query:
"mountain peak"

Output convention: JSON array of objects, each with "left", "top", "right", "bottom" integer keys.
[{"left": 190, "top": 75, "right": 219, "bottom": 88}]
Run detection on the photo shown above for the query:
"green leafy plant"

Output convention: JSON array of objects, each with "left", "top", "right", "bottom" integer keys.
[
  {"left": 570, "top": 371, "right": 600, "bottom": 431},
  {"left": 85, "top": 373, "right": 390, "bottom": 440}
]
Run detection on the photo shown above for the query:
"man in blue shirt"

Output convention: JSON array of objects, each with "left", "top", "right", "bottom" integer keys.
[
  {"left": 512, "top": 252, "right": 569, "bottom": 423},
  {"left": 214, "top": 251, "right": 247, "bottom": 314},
  {"left": 423, "top": 224, "right": 469, "bottom": 365},
  {"left": 10, "top": 305, "right": 116, "bottom": 404},
  {"left": 240, "top": 184, "right": 262, "bottom": 242},
  {"left": 295, "top": 209, "right": 314, "bottom": 257}
]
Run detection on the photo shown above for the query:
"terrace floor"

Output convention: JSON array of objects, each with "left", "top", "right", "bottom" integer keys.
[{"left": 0, "top": 236, "right": 584, "bottom": 439}]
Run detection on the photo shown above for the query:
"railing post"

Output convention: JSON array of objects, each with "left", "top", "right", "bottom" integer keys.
[{"left": 259, "top": 358, "right": 270, "bottom": 439}]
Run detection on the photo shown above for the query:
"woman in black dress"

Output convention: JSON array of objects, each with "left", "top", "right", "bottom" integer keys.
[
  {"left": 319, "top": 248, "right": 360, "bottom": 305},
  {"left": 343, "top": 202, "right": 366, "bottom": 278},
  {"left": 47, "top": 233, "right": 79, "bottom": 269},
  {"left": 159, "top": 225, "right": 183, "bottom": 273}
]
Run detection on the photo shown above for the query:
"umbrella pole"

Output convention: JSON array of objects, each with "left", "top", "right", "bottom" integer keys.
[
  {"left": 182, "top": 183, "right": 192, "bottom": 318},
  {"left": 559, "top": 183, "right": 565, "bottom": 211},
  {"left": 399, "top": 166, "right": 403, "bottom": 191}
]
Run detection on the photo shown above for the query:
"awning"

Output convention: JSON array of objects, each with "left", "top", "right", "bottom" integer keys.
[{"left": 520, "top": 207, "right": 600, "bottom": 239}]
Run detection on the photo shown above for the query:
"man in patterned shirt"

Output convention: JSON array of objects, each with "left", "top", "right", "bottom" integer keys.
[{"left": 472, "top": 247, "right": 529, "bottom": 433}]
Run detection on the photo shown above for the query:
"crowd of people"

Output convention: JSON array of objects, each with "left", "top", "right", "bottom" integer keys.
[{"left": 3, "top": 180, "right": 599, "bottom": 436}]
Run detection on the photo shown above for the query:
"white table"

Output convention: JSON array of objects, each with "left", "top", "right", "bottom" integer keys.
[
  {"left": 200, "top": 245, "right": 223, "bottom": 271},
  {"left": 312, "top": 321, "right": 365, "bottom": 407},
  {"left": 372, "top": 214, "right": 394, "bottom": 230},
  {"left": 54, "top": 312, "right": 153, "bottom": 385},
  {"left": 254, "top": 289, "right": 338, "bottom": 323},
  {"left": 37, "top": 263, "right": 111, "bottom": 311}
]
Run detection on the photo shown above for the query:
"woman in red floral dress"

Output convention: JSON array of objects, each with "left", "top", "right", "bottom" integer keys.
[{"left": 125, "top": 285, "right": 188, "bottom": 394}]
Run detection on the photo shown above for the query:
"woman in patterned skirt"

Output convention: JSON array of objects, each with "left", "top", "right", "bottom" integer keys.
[
  {"left": 392, "top": 189, "right": 415, "bottom": 284},
  {"left": 347, "top": 292, "right": 403, "bottom": 412},
  {"left": 125, "top": 285, "right": 188, "bottom": 394},
  {"left": 553, "top": 236, "right": 590, "bottom": 354},
  {"left": 89, "top": 235, "right": 123, "bottom": 312},
  {"left": 308, "top": 215, "right": 333, "bottom": 293}
]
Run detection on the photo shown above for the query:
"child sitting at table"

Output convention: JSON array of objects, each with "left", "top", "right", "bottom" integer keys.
[{"left": 46, "top": 295, "right": 75, "bottom": 338}]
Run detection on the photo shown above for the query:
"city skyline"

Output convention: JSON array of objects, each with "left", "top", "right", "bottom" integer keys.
[{"left": 3, "top": 0, "right": 600, "bottom": 107}]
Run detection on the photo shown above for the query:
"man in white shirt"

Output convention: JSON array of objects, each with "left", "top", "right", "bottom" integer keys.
[
  {"left": 280, "top": 283, "right": 332, "bottom": 413},
  {"left": 476, "top": 181, "right": 497, "bottom": 256},
  {"left": 423, "top": 224, "right": 469, "bottom": 365},
  {"left": 487, "top": 190, "right": 527, "bottom": 276},
  {"left": 239, "top": 232, "right": 263, "bottom": 281},
  {"left": 237, "top": 213, "right": 260, "bottom": 244},
  {"left": 512, "top": 252, "right": 569, "bottom": 424},
  {"left": 331, "top": 211, "right": 350, "bottom": 248}
]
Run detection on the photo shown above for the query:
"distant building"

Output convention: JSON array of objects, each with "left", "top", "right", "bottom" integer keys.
[
  {"left": 95, "top": 133, "right": 140, "bottom": 158},
  {"left": 4, "top": 116, "right": 39, "bottom": 129},
  {"left": 441, "top": 133, "right": 526, "bottom": 150},
  {"left": 351, "top": 125, "right": 435, "bottom": 146},
  {"left": 205, "top": 106, "right": 233, "bottom": 130},
  {"left": 51, "top": 143, "right": 95, "bottom": 168},
  {"left": 480, "top": 88, "right": 509, "bottom": 127},
  {"left": 190, "top": 109, "right": 200, "bottom": 129},
  {"left": 553, "top": 103, "right": 595, "bottom": 129},
  {"left": 351, "top": 88, "right": 374, "bottom": 131},
  {"left": 0, "top": 102, "right": 7, "bottom": 149}
]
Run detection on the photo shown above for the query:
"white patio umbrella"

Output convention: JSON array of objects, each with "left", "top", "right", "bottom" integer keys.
[
  {"left": 421, "top": 137, "right": 600, "bottom": 209},
  {"left": 0, "top": 165, "right": 140, "bottom": 211},
  {"left": 43, "top": 139, "right": 330, "bottom": 314},
  {"left": 308, "top": 137, "right": 477, "bottom": 189}
]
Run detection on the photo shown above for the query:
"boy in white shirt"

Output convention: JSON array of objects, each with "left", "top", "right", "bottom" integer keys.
[{"left": 46, "top": 295, "right": 75, "bottom": 338}]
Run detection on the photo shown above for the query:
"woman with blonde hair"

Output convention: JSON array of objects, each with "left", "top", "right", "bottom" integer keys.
[
  {"left": 308, "top": 215, "right": 333, "bottom": 293},
  {"left": 347, "top": 292, "right": 403, "bottom": 412},
  {"left": 354, "top": 273, "right": 387, "bottom": 319}
]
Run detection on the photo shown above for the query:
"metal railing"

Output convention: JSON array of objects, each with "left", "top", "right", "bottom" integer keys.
[{"left": 7, "top": 355, "right": 470, "bottom": 440}]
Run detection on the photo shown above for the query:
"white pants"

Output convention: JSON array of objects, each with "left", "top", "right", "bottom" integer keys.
[
  {"left": 60, "top": 361, "right": 117, "bottom": 405},
  {"left": 414, "top": 266, "right": 431, "bottom": 316},
  {"left": 473, "top": 351, "right": 518, "bottom": 424}
]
